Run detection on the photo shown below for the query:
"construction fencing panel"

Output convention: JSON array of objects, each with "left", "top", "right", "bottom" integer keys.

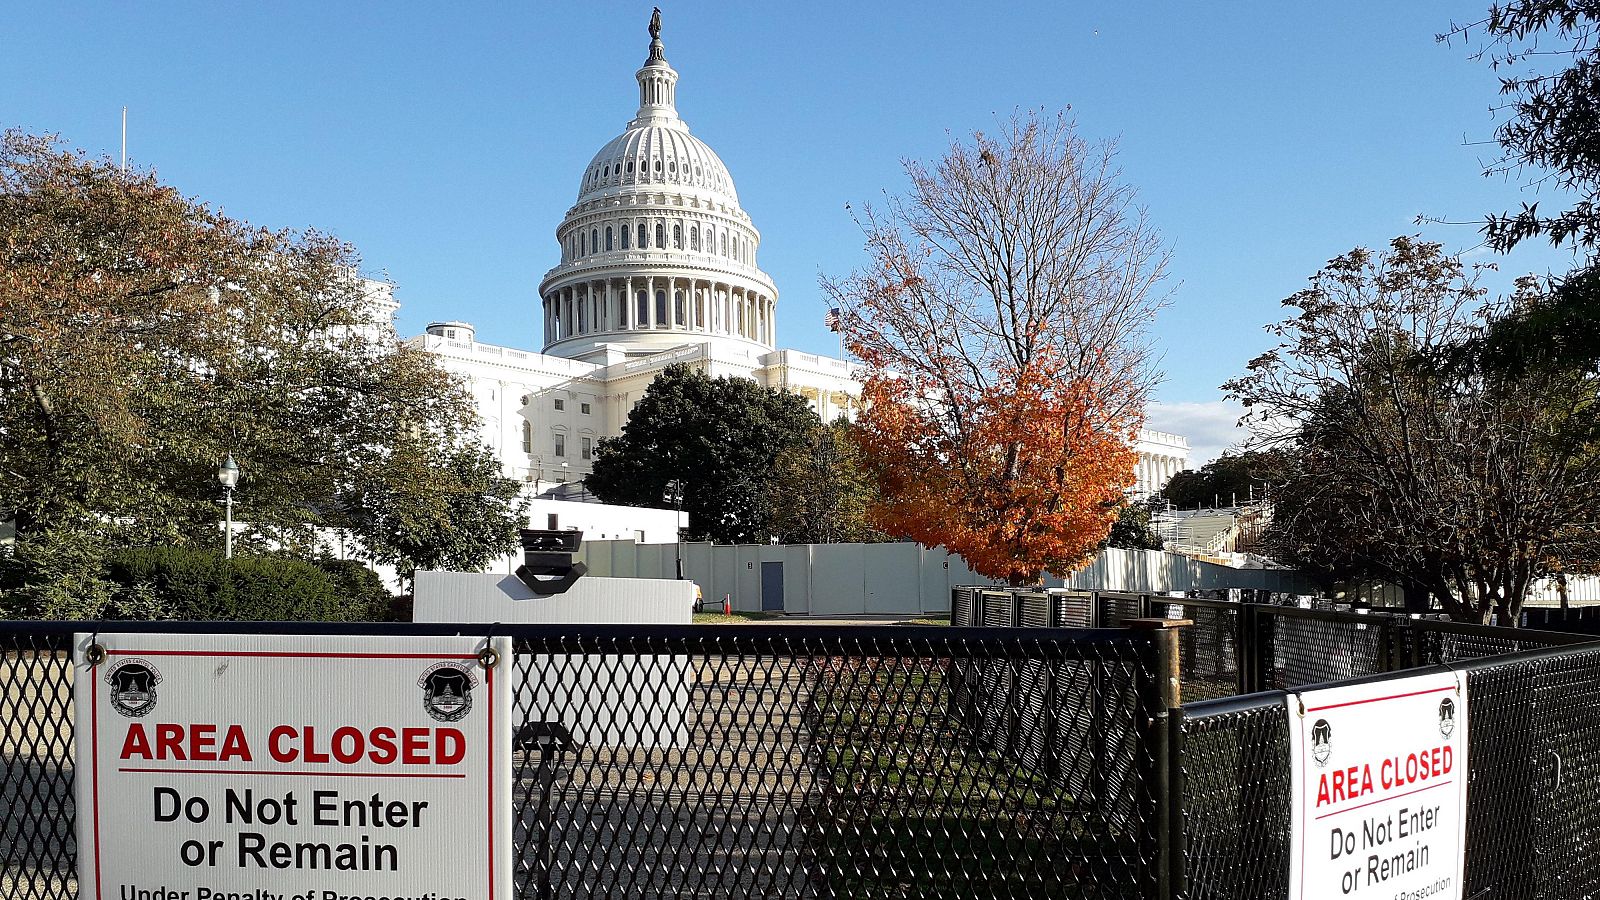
[
  {"left": 2, "top": 620, "right": 1169, "bottom": 900},
  {"left": 1177, "top": 643, "right": 1600, "bottom": 900}
]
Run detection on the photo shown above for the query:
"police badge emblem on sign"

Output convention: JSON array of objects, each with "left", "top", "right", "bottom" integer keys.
[{"left": 73, "top": 633, "right": 513, "bottom": 900}]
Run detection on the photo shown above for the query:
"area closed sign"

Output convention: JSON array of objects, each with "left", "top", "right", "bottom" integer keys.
[
  {"left": 1288, "top": 671, "right": 1468, "bottom": 900},
  {"left": 74, "top": 633, "right": 512, "bottom": 900}
]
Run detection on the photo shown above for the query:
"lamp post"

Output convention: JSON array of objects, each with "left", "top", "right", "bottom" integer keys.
[
  {"left": 217, "top": 454, "right": 240, "bottom": 559},
  {"left": 667, "top": 479, "right": 684, "bottom": 579}
]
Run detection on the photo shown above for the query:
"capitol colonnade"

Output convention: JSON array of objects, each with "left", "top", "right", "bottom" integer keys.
[
  {"left": 537, "top": 15, "right": 779, "bottom": 361},
  {"left": 541, "top": 276, "right": 774, "bottom": 346}
]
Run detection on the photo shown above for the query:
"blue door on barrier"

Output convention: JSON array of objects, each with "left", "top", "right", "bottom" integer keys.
[{"left": 761, "top": 561, "right": 785, "bottom": 611}]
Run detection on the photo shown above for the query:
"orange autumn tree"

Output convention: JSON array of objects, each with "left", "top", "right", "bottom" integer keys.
[{"left": 825, "top": 111, "right": 1169, "bottom": 585}]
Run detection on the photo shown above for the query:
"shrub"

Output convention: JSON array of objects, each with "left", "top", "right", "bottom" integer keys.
[
  {"left": 315, "top": 558, "right": 400, "bottom": 621},
  {"left": 229, "top": 555, "right": 344, "bottom": 621},
  {"left": 105, "top": 546, "right": 233, "bottom": 619},
  {"left": 101, "top": 547, "right": 371, "bottom": 621},
  {"left": 0, "top": 529, "right": 117, "bottom": 619}
]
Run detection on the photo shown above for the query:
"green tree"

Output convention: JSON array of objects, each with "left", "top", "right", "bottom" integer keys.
[
  {"left": 1446, "top": 1, "right": 1600, "bottom": 252},
  {"left": 0, "top": 129, "right": 523, "bottom": 599},
  {"left": 767, "top": 419, "right": 888, "bottom": 544},
  {"left": 1443, "top": 3, "right": 1600, "bottom": 371},
  {"left": 585, "top": 364, "right": 819, "bottom": 544},
  {"left": 1228, "top": 237, "right": 1600, "bottom": 624},
  {"left": 1160, "top": 450, "right": 1289, "bottom": 509},
  {"left": 337, "top": 438, "right": 528, "bottom": 584},
  {"left": 1101, "top": 497, "right": 1165, "bottom": 551}
]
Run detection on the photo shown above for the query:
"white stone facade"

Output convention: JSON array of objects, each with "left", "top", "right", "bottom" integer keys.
[
  {"left": 1133, "top": 429, "right": 1190, "bottom": 496},
  {"left": 401, "top": 17, "right": 1187, "bottom": 505}
]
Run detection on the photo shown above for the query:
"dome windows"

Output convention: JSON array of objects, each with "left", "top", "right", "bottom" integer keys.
[
  {"left": 627, "top": 159, "right": 635, "bottom": 174},
  {"left": 621, "top": 223, "right": 630, "bottom": 249},
  {"left": 605, "top": 226, "right": 614, "bottom": 251},
  {"left": 655, "top": 222, "right": 665, "bottom": 248},
  {"left": 668, "top": 160, "right": 676, "bottom": 176},
  {"left": 690, "top": 228, "right": 700, "bottom": 252},
  {"left": 653, "top": 158, "right": 662, "bottom": 175},
  {"left": 673, "top": 224, "right": 682, "bottom": 249},
  {"left": 590, "top": 228, "right": 598, "bottom": 255},
  {"left": 638, "top": 223, "right": 647, "bottom": 248}
]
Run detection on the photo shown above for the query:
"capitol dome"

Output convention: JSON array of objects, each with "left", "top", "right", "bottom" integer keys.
[
  {"left": 577, "top": 124, "right": 738, "bottom": 207},
  {"left": 538, "top": 15, "right": 778, "bottom": 362}
]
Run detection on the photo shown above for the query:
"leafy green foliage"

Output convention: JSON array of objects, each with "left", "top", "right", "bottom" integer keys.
[
  {"left": 1448, "top": 1, "right": 1600, "bottom": 251},
  {"left": 767, "top": 419, "right": 889, "bottom": 544},
  {"left": 1465, "top": 264, "right": 1600, "bottom": 376},
  {"left": 1229, "top": 237, "right": 1600, "bottom": 623},
  {"left": 1101, "top": 498, "right": 1165, "bottom": 551},
  {"left": 1160, "top": 450, "right": 1289, "bottom": 509},
  {"left": 586, "top": 364, "right": 820, "bottom": 544},
  {"left": 315, "top": 558, "right": 399, "bottom": 621},
  {"left": 337, "top": 438, "right": 528, "bottom": 581},
  {"left": 97, "top": 546, "right": 374, "bottom": 621},
  {"left": 0, "top": 527, "right": 116, "bottom": 619},
  {"left": 0, "top": 128, "right": 524, "bottom": 589}
]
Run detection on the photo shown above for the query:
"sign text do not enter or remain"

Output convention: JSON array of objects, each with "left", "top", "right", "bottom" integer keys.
[{"left": 74, "top": 633, "right": 512, "bottom": 900}]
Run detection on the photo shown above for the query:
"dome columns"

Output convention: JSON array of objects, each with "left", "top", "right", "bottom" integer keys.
[{"left": 542, "top": 274, "right": 774, "bottom": 349}]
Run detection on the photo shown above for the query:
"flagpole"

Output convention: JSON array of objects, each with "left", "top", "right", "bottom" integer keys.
[{"left": 120, "top": 106, "right": 127, "bottom": 172}]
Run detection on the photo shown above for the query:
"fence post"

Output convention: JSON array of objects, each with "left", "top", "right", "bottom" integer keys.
[
  {"left": 1237, "top": 603, "right": 1258, "bottom": 695},
  {"left": 1253, "top": 605, "right": 1277, "bottom": 692},
  {"left": 1128, "top": 618, "right": 1190, "bottom": 900}
]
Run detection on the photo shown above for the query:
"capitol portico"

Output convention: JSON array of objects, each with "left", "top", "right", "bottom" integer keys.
[{"left": 405, "top": 14, "right": 1188, "bottom": 500}]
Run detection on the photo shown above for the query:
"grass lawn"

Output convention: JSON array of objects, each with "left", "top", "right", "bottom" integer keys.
[
  {"left": 803, "top": 658, "right": 1145, "bottom": 898},
  {"left": 691, "top": 610, "right": 783, "bottom": 624}
]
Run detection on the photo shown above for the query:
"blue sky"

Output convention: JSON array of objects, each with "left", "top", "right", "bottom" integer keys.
[{"left": 3, "top": 2, "right": 1583, "bottom": 463}]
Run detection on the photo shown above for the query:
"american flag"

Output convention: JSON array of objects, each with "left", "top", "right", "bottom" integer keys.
[{"left": 824, "top": 307, "right": 841, "bottom": 332}]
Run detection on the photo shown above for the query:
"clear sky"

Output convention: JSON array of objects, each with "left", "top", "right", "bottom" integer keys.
[{"left": 2, "top": 2, "right": 1583, "bottom": 463}]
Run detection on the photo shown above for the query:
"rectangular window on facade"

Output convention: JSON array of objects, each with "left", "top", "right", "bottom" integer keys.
[
  {"left": 635, "top": 530, "right": 646, "bottom": 543},
  {"left": 547, "top": 514, "right": 559, "bottom": 530},
  {"left": 554, "top": 398, "right": 565, "bottom": 411},
  {"left": 581, "top": 402, "right": 591, "bottom": 414},
  {"left": 581, "top": 437, "right": 592, "bottom": 460},
  {"left": 554, "top": 434, "right": 565, "bottom": 457}
]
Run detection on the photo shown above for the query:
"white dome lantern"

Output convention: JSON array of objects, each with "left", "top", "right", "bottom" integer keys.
[{"left": 538, "top": 12, "right": 778, "bottom": 362}]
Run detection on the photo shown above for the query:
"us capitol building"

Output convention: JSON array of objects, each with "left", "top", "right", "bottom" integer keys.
[{"left": 404, "top": 15, "right": 1188, "bottom": 498}]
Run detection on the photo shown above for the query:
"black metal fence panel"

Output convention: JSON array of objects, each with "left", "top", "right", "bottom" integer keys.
[
  {"left": 1173, "top": 694, "right": 1291, "bottom": 900},
  {"left": 1155, "top": 598, "right": 1240, "bottom": 702},
  {"left": 1259, "top": 609, "right": 1389, "bottom": 689},
  {"left": 1, "top": 629, "right": 75, "bottom": 900},
  {"left": 1, "top": 622, "right": 1166, "bottom": 900},
  {"left": 1178, "top": 644, "right": 1600, "bottom": 900}
]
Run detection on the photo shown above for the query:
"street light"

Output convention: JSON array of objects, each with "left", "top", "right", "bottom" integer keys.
[
  {"left": 217, "top": 454, "right": 240, "bottom": 560},
  {"left": 667, "top": 479, "right": 684, "bottom": 579}
]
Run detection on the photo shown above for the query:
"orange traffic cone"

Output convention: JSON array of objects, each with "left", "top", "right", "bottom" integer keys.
[{"left": 723, "top": 594, "right": 731, "bottom": 616}]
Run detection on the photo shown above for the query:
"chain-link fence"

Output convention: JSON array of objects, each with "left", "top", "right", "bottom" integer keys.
[
  {"left": 1176, "top": 642, "right": 1600, "bottom": 900},
  {"left": 3, "top": 620, "right": 1171, "bottom": 900},
  {"left": 958, "top": 587, "right": 1595, "bottom": 698}
]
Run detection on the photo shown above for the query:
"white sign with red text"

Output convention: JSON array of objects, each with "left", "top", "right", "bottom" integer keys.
[
  {"left": 1288, "top": 671, "right": 1467, "bottom": 900},
  {"left": 73, "top": 632, "right": 512, "bottom": 900}
]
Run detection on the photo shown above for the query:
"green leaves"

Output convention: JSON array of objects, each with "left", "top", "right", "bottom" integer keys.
[
  {"left": 0, "top": 128, "right": 524, "bottom": 599},
  {"left": 586, "top": 364, "right": 820, "bottom": 544}
]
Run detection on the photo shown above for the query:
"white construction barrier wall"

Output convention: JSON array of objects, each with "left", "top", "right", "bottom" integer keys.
[
  {"left": 572, "top": 541, "right": 1318, "bottom": 616},
  {"left": 413, "top": 572, "right": 694, "bottom": 747}
]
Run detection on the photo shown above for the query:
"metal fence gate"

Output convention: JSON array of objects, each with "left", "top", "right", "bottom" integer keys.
[
  {"left": 2, "top": 620, "right": 1170, "bottom": 900},
  {"left": 1175, "top": 642, "right": 1600, "bottom": 900}
]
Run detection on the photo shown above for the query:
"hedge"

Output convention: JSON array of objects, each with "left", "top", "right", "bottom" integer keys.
[{"left": 102, "top": 547, "right": 393, "bottom": 622}]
